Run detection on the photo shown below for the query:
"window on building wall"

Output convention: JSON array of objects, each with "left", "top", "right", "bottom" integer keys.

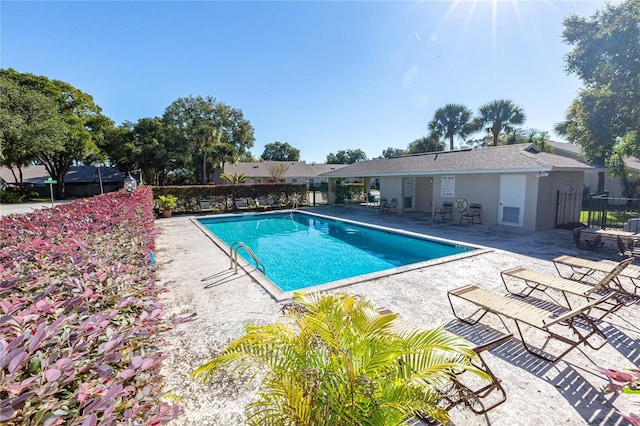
[
  {"left": 292, "top": 179, "right": 297, "bottom": 183},
  {"left": 255, "top": 179, "right": 261, "bottom": 183}
]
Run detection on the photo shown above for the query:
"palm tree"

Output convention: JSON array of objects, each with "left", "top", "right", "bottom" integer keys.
[
  {"left": 478, "top": 100, "right": 526, "bottom": 146},
  {"left": 429, "top": 104, "right": 480, "bottom": 151},
  {"left": 192, "top": 292, "right": 487, "bottom": 426},
  {"left": 219, "top": 173, "right": 249, "bottom": 184}
]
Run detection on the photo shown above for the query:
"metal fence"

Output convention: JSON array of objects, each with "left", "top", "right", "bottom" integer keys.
[{"left": 583, "top": 193, "right": 640, "bottom": 231}]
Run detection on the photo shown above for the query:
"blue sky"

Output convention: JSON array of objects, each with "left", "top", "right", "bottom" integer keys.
[{"left": 1, "top": 1, "right": 616, "bottom": 163}]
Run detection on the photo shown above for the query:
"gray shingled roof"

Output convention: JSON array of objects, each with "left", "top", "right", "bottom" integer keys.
[
  {"left": 319, "top": 144, "right": 593, "bottom": 178},
  {"left": 547, "top": 140, "right": 640, "bottom": 173},
  {"left": 546, "top": 140, "right": 582, "bottom": 156},
  {"left": 0, "top": 165, "right": 125, "bottom": 184},
  {"left": 223, "top": 161, "right": 348, "bottom": 178}
]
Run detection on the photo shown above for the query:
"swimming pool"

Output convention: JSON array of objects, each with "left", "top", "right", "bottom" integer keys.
[{"left": 197, "top": 211, "right": 480, "bottom": 299}]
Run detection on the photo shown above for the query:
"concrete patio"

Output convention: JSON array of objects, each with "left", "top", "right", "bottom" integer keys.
[{"left": 157, "top": 204, "right": 640, "bottom": 426}]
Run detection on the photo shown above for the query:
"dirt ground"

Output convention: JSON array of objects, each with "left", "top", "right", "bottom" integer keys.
[{"left": 157, "top": 205, "right": 640, "bottom": 426}]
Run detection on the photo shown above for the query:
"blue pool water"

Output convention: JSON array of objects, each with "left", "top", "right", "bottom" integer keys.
[{"left": 199, "top": 212, "right": 474, "bottom": 292}]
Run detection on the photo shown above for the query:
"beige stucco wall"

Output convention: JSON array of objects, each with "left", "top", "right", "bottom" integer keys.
[
  {"left": 379, "top": 176, "right": 403, "bottom": 211},
  {"left": 534, "top": 171, "right": 585, "bottom": 230},
  {"left": 363, "top": 171, "right": 585, "bottom": 231},
  {"left": 432, "top": 174, "right": 500, "bottom": 225}
]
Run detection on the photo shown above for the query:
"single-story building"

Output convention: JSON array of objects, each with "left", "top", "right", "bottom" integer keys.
[
  {"left": 319, "top": 143, "right": 594, "bottom": 231},
  {"left": 0, "top": 165, "right": 126, "bottom": 197},
  {"left": 218, "top": 161, "right": 349, "bottom": 188}
]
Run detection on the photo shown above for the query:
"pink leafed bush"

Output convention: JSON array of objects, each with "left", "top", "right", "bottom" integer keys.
[
  {"left": 597, "top": 367, "right": 640, "bottom": 425},
  {"left": 0, "top": 187, "right": 184, "bottom": 425}
]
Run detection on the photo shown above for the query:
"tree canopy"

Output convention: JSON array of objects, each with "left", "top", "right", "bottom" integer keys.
[
  {"left": 556, "top": 0, "right": 639, "bottom": 193},
  {"left": 0, "top": 68, "right": 113, "bottom": 198},
  {"left": 162, "top": 96, "right": 255, "bottom": 184},
  {"left": 562, "top": 0, "right": 639, "bottom": 130},
  {"left": 381, "top": 147, "right": 408, "bottom": 159},
  {"left": 407, "top": 135, "right": 445, "bottom": 154},
  {"left": 326, "top": 149, "right": 367, "bottom": 164},
  {"left": 0, "top": 74, "right": 63, "bottom": 184},
  {"left": 555, "top": 0, "right": 640, "bottom": 194},
  {"left": 260, "top": 141, "right": 300, "bottom": 161}
]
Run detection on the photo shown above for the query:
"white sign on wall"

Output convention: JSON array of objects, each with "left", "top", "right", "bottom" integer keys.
[{"left": 441, "top": 176, "right": 455, "bottom": 197}]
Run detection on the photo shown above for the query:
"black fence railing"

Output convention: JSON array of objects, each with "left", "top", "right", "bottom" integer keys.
[{"left": 583, "top": 193, "right": 640, "bottom": 230}]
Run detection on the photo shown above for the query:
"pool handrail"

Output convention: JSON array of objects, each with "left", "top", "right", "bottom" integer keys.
[{"left": 230, "top": 241, "right": 266, "bottom": 274}]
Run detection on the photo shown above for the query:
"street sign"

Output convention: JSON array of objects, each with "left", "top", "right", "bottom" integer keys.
[{"left": 44, "top": 179, "right": 57, "bottom": 184}]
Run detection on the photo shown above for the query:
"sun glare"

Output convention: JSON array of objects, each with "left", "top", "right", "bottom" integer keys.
[{"left": 438, "top": 0, "right": 534, "bottom": 54}]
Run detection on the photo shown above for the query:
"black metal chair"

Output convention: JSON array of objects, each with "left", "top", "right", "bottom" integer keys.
[
  {"left": 461, "top": 203, "right": 482, "bottom": 225},
  {"left": 434, "top": 201, "right": 453, "bottom": 221}
]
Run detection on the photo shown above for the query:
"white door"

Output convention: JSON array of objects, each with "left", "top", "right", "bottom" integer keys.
[
  {"left": 402, "top": 177, "right": 415, "bottom": 211},
  {"left": 498, "top": 174, "right": 526, "bottom": 227}
]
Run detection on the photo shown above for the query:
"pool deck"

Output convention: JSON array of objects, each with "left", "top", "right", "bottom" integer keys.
[{"left": 157, "top": 205, "right": 640, "bottom": 426}]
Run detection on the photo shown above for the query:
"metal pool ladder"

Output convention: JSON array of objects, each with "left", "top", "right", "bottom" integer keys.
[{"left": 230, "top": 242, "right": 265, "bottom": 274}]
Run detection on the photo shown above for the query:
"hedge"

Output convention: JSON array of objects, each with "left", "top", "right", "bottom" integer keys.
[{"left": 0, "top": 187, "right": 185, "bottom": 425}]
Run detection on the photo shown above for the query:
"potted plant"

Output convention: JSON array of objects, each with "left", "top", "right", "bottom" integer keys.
[{"left": 158, "top": 194, "right": 178, "bottom": 218}]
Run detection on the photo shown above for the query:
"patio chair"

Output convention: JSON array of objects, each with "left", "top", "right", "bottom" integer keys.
[
  {"left": 199, "top": 199, "right": 214, "bottom": 215},
  {"left": 434, "top": 202, "right": 453, "bottom": 221},
  {"left": 616, "top": 236, "right": 640, "bottom": 258},
  {"left": 572, "top": 228, "right": 602, "bottom": 250},
  {"left": 448, "top": 284, "right": 615, "bottom": 362},
  {"left": 389, "top": 198, "right": 398, "bottom": 214},
  {"left": 417, "top": 333, "right": 511, "bottom": 421},
  {"left": 460, "top": 203, "right": 481, "bottom": 225},
  {"left": 500, "top": 257, "right": 634, "bottom": 314},
  {"left": 375, "top": 198, "right": 389, "bottom": 214}
]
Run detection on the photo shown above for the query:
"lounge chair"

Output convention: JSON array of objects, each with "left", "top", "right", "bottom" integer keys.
[
  {"left": 255, "top": 197, "right": 271, "bottom": 211},
  {"left": 448, "top": 284, "right": 615, "bottom": 362},
  {"left": 378, "top": 308, "right": 510, "bottom": 418},
  {"left": 434, "top": 202, "right": 453, "bottom": 222},
  {"left": 460, "top": 203, "right": 481, "bottom": 225},
  {"left": 553, "top": 254, "right": 640, "bottom": 295},
  {"left": 421, "top": 333, "right": 511, "bottom": 418},
  {"left": 199, "top": 199, "right": 214, "bottom": 215},
  {"left": 500, "top": 257, "right": 634, "bottom": 314},
  {"left": 234, "top": 198, "right": 250, "bottom": 211}
]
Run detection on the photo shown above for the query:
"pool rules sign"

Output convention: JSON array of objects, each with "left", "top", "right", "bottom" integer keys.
[{"left": 441, "top": 176, "right": 455, "bottom": 197}]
